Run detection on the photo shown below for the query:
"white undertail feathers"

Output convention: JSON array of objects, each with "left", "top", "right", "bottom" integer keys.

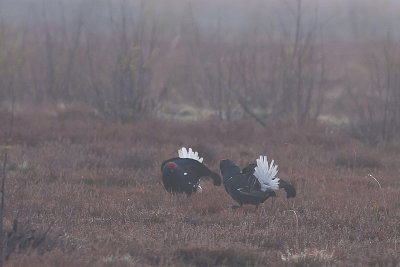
[
  {"left": 178, "top": 147, "right": 204, "bottom": 163},
  {"left": 254, "top": 156, "right": 280, "bottom": 192},
  {"left": 197, "top": 184, "right": 203, "bottom": 193}
]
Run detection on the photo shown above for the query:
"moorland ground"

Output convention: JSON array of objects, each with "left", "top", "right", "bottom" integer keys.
[{"left": 0, "top": 104, "right": 399, "bottom": 266}]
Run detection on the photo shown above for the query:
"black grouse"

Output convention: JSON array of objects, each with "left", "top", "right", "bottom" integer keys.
[
  {"left": 161, "top": 147, "right": 221, "bottom": 196},
  {"left": 220, "top": 156, "right": 296, "bottom": 209}
]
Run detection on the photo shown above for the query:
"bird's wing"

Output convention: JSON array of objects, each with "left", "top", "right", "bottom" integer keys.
[
  {"left": 167, "top": 157, "right": 221, "bottom": 186},
  {"left": 278, "top": 179, "right": 296, "bottom": 198},
  {"left": 190, "top": 159, "right": 221, "bottom": 185},
  {"left": 237, "top": 188, "right": 276, "bottom": 199},
  {"left": 242, "top": 163, "right": 257, "bottom": 174}
]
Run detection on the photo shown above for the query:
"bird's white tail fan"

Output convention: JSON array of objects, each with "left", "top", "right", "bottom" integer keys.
[
  {"left": 178, "top": 147, "right": 204, "bottom": 163},
  {"left": 253, "top": 156, "right": 280, "bottom": 192}
]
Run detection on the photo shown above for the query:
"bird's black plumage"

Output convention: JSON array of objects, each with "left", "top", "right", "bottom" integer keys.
[
  {"left": 161, "top": 157, "right": 221, "bottom": 196},
  {"left": 220, "top": 159, "right": 295, "bottom": 209}
]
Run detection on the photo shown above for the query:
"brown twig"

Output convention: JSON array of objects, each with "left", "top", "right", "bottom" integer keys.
[{"left": 223, "top": 85, "right": 266, "bottom": 128}]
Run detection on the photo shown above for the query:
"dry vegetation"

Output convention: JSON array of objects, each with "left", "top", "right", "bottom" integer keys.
[{"left": 0, "top": 104, "right": 399, "bottom": 266}]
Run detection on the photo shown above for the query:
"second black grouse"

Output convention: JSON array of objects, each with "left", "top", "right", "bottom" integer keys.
[{"left": 220, "top": 156, "right": 296, "bottom": 209}]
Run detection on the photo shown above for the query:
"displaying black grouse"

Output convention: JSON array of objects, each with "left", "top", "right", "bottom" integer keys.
[
  {"left": 161, "top": 147, "right": 221, "bottom": 196},
  {"left": 220, "top": 156, "right": 296, "bottom": 209}
]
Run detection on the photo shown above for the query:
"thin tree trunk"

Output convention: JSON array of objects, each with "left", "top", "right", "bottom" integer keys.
[{"left": 0, "top": 84, "right": 14, "bottom": 267}]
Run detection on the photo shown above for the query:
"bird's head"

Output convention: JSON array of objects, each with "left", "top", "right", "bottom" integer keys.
[
  {"left": 219, "top": 159, "right": 241, "bottom": 181},
  {"left": 165, "top": 162, "right": 177, "bottom": 173}
]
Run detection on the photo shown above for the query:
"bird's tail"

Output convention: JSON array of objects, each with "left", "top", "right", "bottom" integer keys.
[
  {"left": 178, "top": 147, "right": 203, "bottom": 163},
  {"left": 210, "top": 172, "right": 221, "bottom": 186},
  {"left": 279, "top": 179, "right": 296, "bottom": 198},
  {"left": 254, "top": 156, "right": 280, "bottom": 191}
]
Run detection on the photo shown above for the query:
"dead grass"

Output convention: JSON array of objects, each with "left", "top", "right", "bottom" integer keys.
[
  {"left": 1, "top": 105, "right": 400, "bottom": 266},
  {"left": 174, "top": 247, "right": 262, "bottom": 266}
]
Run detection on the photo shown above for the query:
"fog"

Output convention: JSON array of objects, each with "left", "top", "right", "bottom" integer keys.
[
  {"left": 1, "top": 0, "right": 400, "bottom": 142},
  {"left": 2, "top": 0, "right": 400, "bottom": 39}
]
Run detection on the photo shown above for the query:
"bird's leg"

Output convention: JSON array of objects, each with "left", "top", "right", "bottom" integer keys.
[
  {"left": 271, "top": 196, "right": 275, "bottom": 211},
  {"left": 254, "top": 203, "right": 259, "bottom": 211}
]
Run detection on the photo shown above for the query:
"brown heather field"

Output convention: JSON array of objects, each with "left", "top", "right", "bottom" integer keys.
[{"left": 0, "top": 104, "right": 398, "bottom": 266}]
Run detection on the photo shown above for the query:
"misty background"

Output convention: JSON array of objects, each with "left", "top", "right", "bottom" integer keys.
[{"left": 1, "top": 0, "right": 400, "bottom": 143}]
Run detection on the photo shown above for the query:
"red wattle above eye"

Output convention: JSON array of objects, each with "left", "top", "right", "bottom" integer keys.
[{"left": 168, "top": 162, "right": 176, "bottom": 168}]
